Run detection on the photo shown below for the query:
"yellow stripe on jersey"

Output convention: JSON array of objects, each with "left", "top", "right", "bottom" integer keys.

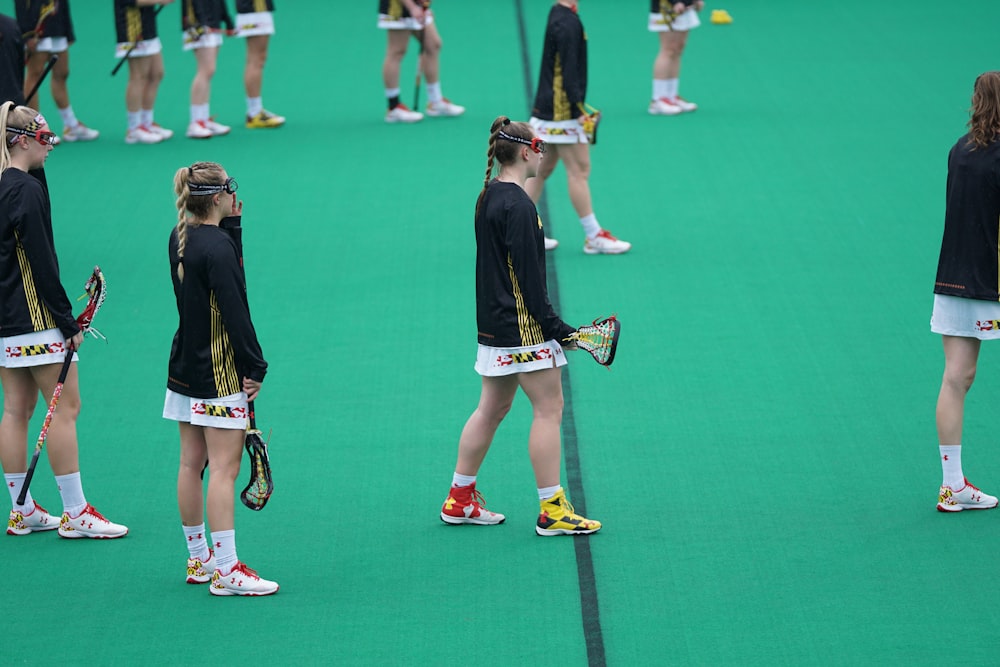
[
  {"left": 552, "top": 54, "right": 570, "bottom": 121},
  {"left": 253, "top": 0, "right": 268, "bottom": 12},
  {"left": 126, "top": 7, "right": 141, "bottom": 42},
  {"left": 387, "top": 0, "right": 403, "bottom": 21},
  {"left": 209, "top": 292, "right": 241, "bottom": 397},
  {"left": 13, "top": 231, "right": 56, "bottom": 332},
  {"left": 507, "top": 254, "right": 544, "bottom": 346}
]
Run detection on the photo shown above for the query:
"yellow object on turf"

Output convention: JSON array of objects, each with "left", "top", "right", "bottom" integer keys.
[{"left": 711, "top": 9, "right": 733, "bottom": 24}]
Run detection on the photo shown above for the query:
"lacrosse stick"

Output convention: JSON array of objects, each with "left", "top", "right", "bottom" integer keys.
[
  {"left": 24, "top": 54, "right": 57, "bottom": 106},
  {"left": 566, "top": 315, "right": 621, "bottom": 368},
  {"left": 239, "top": 400, "right": 273, "bottom": 511},
  {"left": 16, "top": 267, "right": 107, "bottom": 505},
  {"left": 412, "top": 3, "right": 428, "bottom": 111}
]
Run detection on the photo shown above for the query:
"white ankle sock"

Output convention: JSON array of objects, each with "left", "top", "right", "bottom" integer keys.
[
  {"left": 940, "top": 445, "right": 964, "bottom": 489},
  {"left": 538, "top": 485, "right": 562, "bottom": 501},
  {"left": 211, "top": 529, "right": 238, "bottom": 574},
  {"left": 426, "top": 81, "right": 443, "bottom": 104},
  {"left": 4, "top": 473, "right": 34, "bottom": 513},
  {"left": 59, "top": 105, "right": 79, "bottom": 129},
  {"left": 247, "top": 96, "right": 263, "bottom": 116},
  {"left": 55, "top": 472, "right": 87, "bottom": 517},
  {"left": 140, "top": 108, "right": 154, "bottom": 127},
  {"left": 653, "top": 79, "right": 669, "bottom": 100},
  {"left": 452, "top": 473, "right": 476, "bottom": 487},
  {"left": 664, "top": 78, "right": 679, "bottom": 99},
  {"left": 127, "top": 111, "right": 141, "bottom": 131},
  {"left": 580, "top": 213, "right": 601, "bottom": 238},
  {"left": 183, "top": 523, "right": 210, "bottom": 561},
  {"left": 190, "top": 103, "right": 209, "bottom": 123}
]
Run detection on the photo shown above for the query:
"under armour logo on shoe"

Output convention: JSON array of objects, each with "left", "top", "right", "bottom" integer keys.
[{"left": 943, "top": 455, "right": 949, "bottom": 461}]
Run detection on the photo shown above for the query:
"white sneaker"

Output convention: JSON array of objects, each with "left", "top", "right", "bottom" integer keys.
[
  {"left": 584, "top": 229, "right": 632, "bottom": 255},
  {"left": 544, "top": 237, "right": 559, "bottom": 251},
  {"left": 61, "top": 123, "right": 99, "bottom": 142},
  {"left": 425, "top": 98, "right": 466, "bottom": 117},
  {"left": 204, "top": 118, "right": 231, "bottom": 136},
  {"left": 58, "top": 504, "right": 128, "bottom": 539},
  {"left": 385, "top": 103, "right": 423, "bottom": 124},
  {"left": 186, "top": 551, "right": 216, "bottom": 584},
  {"left": 125, "top": 126, "right": 163, "bottom": 144},
  {"left": 937, "top": 479, "right": 999, "bottom": 512},
  {"left": 210, "top": 561, "right": 279, "bottom": 596},
  {"left": 186, "top": 120, "right": 214, "bottom": 139},
  {"left": 667, "top": 96, "right": 698, "bottom": 112},
  {"left": 649, "top": 98, "right": 682, "bottom": 116},
  {"left": 149, "top": 123, "right": 174, "bottom": 140},
  {"left": 7, "top": 503, "right": 60, "bottom": 535}
]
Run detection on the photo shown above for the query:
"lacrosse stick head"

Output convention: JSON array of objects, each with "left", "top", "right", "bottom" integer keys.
[
  {"left": 240, "top": 429, "right": 273, "bottom": 511},
  {"left": 75, "top": 266, "right": 107, "bottom": 339},
  {"left": 569, "top": 315, "right": 620, "bottom": 368}
]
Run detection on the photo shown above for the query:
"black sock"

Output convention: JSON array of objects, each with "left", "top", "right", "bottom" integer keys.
[{"left": 388, "top": 96, "right": 400, "bottom": 111}]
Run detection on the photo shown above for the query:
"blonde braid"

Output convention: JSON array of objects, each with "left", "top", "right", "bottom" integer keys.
[
  {"left": 173, "top": 167, "right": 192, "bottom": 282},
  {"left": 477, "top": 116, "right": 510, "bottom": 215},
  {"left": 0, "top": 102, "right": 13, "bottom": 172}
]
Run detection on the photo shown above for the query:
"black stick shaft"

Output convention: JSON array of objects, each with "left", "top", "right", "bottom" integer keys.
[
  {"left": 25, "top": 54, "right": 57, "bottom": 105},
  {"left": 16, "top": 349, "right": 74, "bottom": 505}
]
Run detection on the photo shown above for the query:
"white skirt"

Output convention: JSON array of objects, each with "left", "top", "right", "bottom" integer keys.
[
  {"left": 183, "top": 30, "right": 223, "bottom": 51},
  {"left": 474, "top": 340, "right": 567, "bottom": 377},
  {"left": 648, "top": 8, "right": 702, "bottom": 32},
  {"left": 529, "top": 117, "right": 589, "bottom": 145},
  {"left": 377, "top": 12, "right": 434, "bottom": 31},
  {"left": 1, "top": 328, "right": 78, "bottom": 368},
  {"left": 114, "top": 37, "right": 162, "bottom": 59},
  {"left": 35, "top": 37, "right": 69, "bottom": 53},
  {"left": 163, "top": 389, "right": 249, "bottom": 430},
  {"left": 235, "top": 11, "right": 275, "bottom": 37},
  {"left": 930, "top": 294, "right": 1000, "bottom": 339}
]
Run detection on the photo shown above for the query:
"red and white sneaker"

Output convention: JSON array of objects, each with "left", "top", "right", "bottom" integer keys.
[
  {"left": 148, "top": 123, "right": 174, "bottom": 140},
  {"left": 440, "top": 483, "right": 506, "bottom": 525},
  {"left": 210, "top": 562, "right": 279, "bottom": 596},
  {"left": 58, "top": 504, "right": 128, "bottom": 539},
  {"left": 204, "top": 118, "right": 231, "bottom": 136},
  {"left": 186, "top": 120, "right": 214, "bottom": 139},
  {"left": 425, "top": 98, "right": 466, "bottom": 117},
  {"left": 186, "top": 550, "right": 216, "bottom": 584},
  {"left": 7, "top": 503, "right": 61, "bottom": 535},
  {"left": 649, "top": 98, "right": 682, "bottom": 116},
  {"left": 584, "top": 229, "right": 632, "bottom": 255},
  {"left": 937, "top": 479, "right": 998, "bottom": 512},
  {"left": 667, "top": 96, "right": 697, "bottom": 112},
  {"left": 385, "top": 103, "right": 423, "bottom": 124}
]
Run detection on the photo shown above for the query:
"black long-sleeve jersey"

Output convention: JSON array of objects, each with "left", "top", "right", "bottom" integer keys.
[
  {"left": 0, "top": 14, "right": 25, "bottom": 105},
  {"left": 934, "top": 133, "right": 1000, "bottom": 301},
  {"left": 475, "top": 181, "right": 575, "bottom": 347},
  {"left": 531, "top": 3, "right": 587, "bottom": 122},
  {"left": 167, "top": 217, "right": 266, "bottom": 398},
  {"left": 181, "top": 0, "right": 232, "bottom": 32},
  {"left": 0, "top": 168, "right": 78, "bottom": 338},
  {"left": 14, "top": 0, "right": 74, "bottom": 42},
  {"left": 114, "top": 1, "right": 160, "bottom": 43},
  {"left": 650, "top": 0, "right": 695, "bottom": 11},
  {"left": 236, "top": 0, "right": 274, "bottom": 12},
  {"left": 378, "top": 0, "right": 429, "bottom": 19}
]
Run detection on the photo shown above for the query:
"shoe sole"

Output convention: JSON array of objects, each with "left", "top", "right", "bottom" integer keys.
[
  {"left": 187, "top": 575, "right": 213, "bottom": 584},
  {"left": 583, "top": 246, "right": 631, "bottom": 255},
  {"left": 7, "top": 523, "right": 59, "bottom": 535},
  {"left": 58, "top": 529, "right": 128, "bottom": 539},
  {"left": 210, "top": 584, "right": 279, "bottom": 596},
  {"left": 440, "top": 512, "right": 505, "bottom": 526},
  {"left": 536, "top": 526, "right": 601, "bottom": 536},
  {"left": 648, "top": 109, "right": 682, "bottom": 116},
  {"left": 937, "top": 502, "right": 998, "bottom": 512}
]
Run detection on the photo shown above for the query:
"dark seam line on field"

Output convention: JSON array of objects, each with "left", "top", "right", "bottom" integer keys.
[{"left": 513, "top": 2, "right": 606, "bottom": 666}]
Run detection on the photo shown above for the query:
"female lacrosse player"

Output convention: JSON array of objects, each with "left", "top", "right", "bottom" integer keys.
[
  {"left": 182, "top": 0, "right": 232, "bottom": 138},
  {"left": 439, "top": 116, "right": 601, "bottom": 537},
  {"left": 378, "top": 0, "right": 464, "bottom": 123},
  {"left": 15, "top": 0, "right": 99, "bottom": 142},
  {"left": 165, "top": 161, "right": 277, "bottom": 595},
  {"left": 114, "top": 0, "right": 175, "bottom": 144},
  {"left": 931, "top": 72, "right": 1000, "bottom": 513},
  {"left": 0, "top": 102, "right": 127, "bottom": 539},
  {"left": 525, "top": 0, "right": 631, "bottom": 255},
  {"left": 648, "top": 0, "right": 703, "bottom": 115},
  {"left": 235, "top": 0, "right": 284, "bottom": 129}
]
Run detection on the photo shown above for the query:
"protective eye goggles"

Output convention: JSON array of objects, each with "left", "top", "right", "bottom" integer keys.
[
  {"left": 498, "top": 131, "right": 546, "bottom": 154},
  {"left": 6, "top": 127, "right": 57, "bottom": 146},
  {"left": 189, "top": 177, "right": 238, "bottom": 196}
]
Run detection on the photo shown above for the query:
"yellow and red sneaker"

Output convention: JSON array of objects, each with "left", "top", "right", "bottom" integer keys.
[
  {"left": 536, "top": 489, "right": 601, "bottom": 536},
  {"left": 440, "top": 483, "right": 505, "bottom": 525}
]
